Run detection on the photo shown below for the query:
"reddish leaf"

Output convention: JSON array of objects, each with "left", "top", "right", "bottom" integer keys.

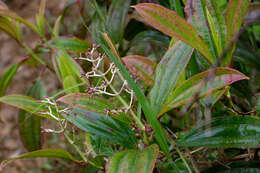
[
  {"left": 149, "top": 41, "right": 194, "bottom": 115},
  {"left": 107, "top": 144, "right": 159, "bottom": 173},
  {"left": 160, "top": 67, "right": 249, "bottom": 116},
  {"left": 122, "top": 55, "right": 156, "bottom": 86},
  {"left": 133, "top": 3, "right": 214, "bottom": 64},
  {"left": 226, "top": 0, "right": 251, "bottom": 43},
  {"left": 185, "top": 0, "right": 218, "bottom": 60},
  {"left": 0, "top": 1, "right": 8, "bottom": 9},
  {"left": 58, "top": 93, "right": 132, "bottom": 124},
  {"left": 222, "top": 0, "right": 250, "bottom": 66}
]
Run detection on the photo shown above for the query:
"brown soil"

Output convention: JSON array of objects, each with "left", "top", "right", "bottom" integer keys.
[{"left": 0, "top": 1, "right": 76, "bottom": 172}]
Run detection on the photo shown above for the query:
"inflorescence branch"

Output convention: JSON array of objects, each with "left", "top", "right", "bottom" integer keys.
[
  {"left": 75, "top": 44, "right": 135, "bottom": 118},
  {"left": 40, "top": 97, "right": 67, "bottom": 133}
]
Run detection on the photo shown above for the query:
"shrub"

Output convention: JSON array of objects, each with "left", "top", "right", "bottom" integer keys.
[{"left": 0, "top": 0, "right": 260, "bottom": 172}]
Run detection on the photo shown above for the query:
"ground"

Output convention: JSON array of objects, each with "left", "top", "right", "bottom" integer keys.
[{"left": 0, "top": 1, "right": 78, "bottom": 172}]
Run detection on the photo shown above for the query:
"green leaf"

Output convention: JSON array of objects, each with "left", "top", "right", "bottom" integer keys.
[
  {"left": 186, "top": 54, "right": 201, "bottom": 77},
  {"left": 90, "top": 5, "right": 107, "bottom": 44},
  {"left": 107, "top": 144, "right": 159, "bottom": 173},
  {"left": 89, "top": 135, "right": 115, "bottom": 156},
  {"left": 0, "top": 64, "right": 20, "bottom": 97},
  {"left": 162, "top": 67, "right": 249, "bottom": 115},
  {"left": 0, "top": 9, "right": 39, "bottom": 35},
  {"left": 0, "top": 16, "right": 22, "bottom": 44},
  {"left": 133, "top": 3, "right": 214, "bottom": 64},
  {"left": 200, "top": 86, "right": 229, "bottom": 108},
  {"left": 53, "top": 15, "right": 61, "bottom": 36},
  {"left": 222, "top": 0, "right": 250, "bottom": 66},
  {"left": 50, "top": 25, "right": 89, "bottom": 92},
  {"left": 195, "top": 51, "right": 211, "bottom": 70},
  {"left": 122, "top": 55, "right": 156, "bottom": 86},
  {"left": 233, "top": 41, "right": 260, "bottom": 70},
  {"left": 55, "top": 51, "right": 82, "bottom": 79},
  {"left": 170, "top": 0, "right": 184, "bottom": 17},
  {"left": 178, "top": 116, "right": 260, "bottom": 147},
  {"left": 0, "top": 63, "right": 20, "bottom": 121},
  {"left": 54, "top": 51, "right": 85, "bottom": 93},
  {"left": 185, "top": 0, "right": 217, "bottom": 61},
  {"left": 63, "top": 107, "right": 137, "bottom": 148},
  {"left": 127, "top": 30, "right": 170, "bottom": 58},
  {"left": 57, "top": 93, "right": 132, "bottom": 124},
  {"left": 100, "top": 33, "right": 171, "bottom": 159},
  {"left": 50, "top": 37, "right": 91, "bottom": 53},
  {"left": 205, "top": 0, "right": 226, "bottom": 56},
  {"left": 18, "top": 79, "right": 46, "bottom": 151},
  {"left": 58, "top": 93, "right": 114, "bottom": 114},
  {"left": 149, "top": 41, "right": 193, "bottom": 115},
  {"left": 35, "top": 0, "right": 46, "bottom": 37},
  {"left": 0, "top": 95, "right": 55, "bottom": 119},
  {"left": 256, "top": 98, "right": 260, "bottom": 116},
  {"left": 63, "top": 75, "right": 80, "bottom": 93},
  {"left": 130, "top": 30, "right": 170, "bottom": 48},
  {"left": 106, "top": 0, "right": 131, "bottom": 44},
  {"left": 0, "top": 149, "right": 79, "bottom": 171}
]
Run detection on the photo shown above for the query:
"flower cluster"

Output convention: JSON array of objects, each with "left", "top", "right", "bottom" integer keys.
[{"left": 75, "top": 44, "right": 134, "bottom": 117}]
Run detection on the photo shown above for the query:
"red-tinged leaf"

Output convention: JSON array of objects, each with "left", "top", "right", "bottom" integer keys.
[
  {"left": 185, "top": 0, "right": 217, "bottom": 60},
  {"left": 107, "top": 144, "right": 159, "bottom": 173},
  {"left": 149, "top": 41, "right": 194, "bottom": 115},
  {"left": 61, "top": 107, "right": 137, "bottom": 148},
  {"left": 222, "top": 0, "right": 250, "bottom": 66},
  {"left": 0, "top": 149, "right": 80, "bottom": 171},
  {"left": 226, "top": 0, "right": 251, "bottom": 42},
  {"left": 133, "top": 3, "right": 214, "bottom": 64},
  {"left": 161, "top": 67, "right": 249, "bottom": 115},
  {"left": 200, "top": 86, "right": 230, "bottom": 107},
  {"left": 58, "top": 93, "right": 132, "bottom": 125},
  {"left": 178, "top": 116, "right": 260, "bottom": 147},
  {"left": 245, "top": 2, "right": 260, "bottom": 23},
  {"left": 58, "top": 93, "right": 114, "bottom": 114},
  {"left": 122, "top": 55, "right": 156, "bottom": 86},
  {"left": 0, "top": 1, "right": 8, "bottom": 9}
]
